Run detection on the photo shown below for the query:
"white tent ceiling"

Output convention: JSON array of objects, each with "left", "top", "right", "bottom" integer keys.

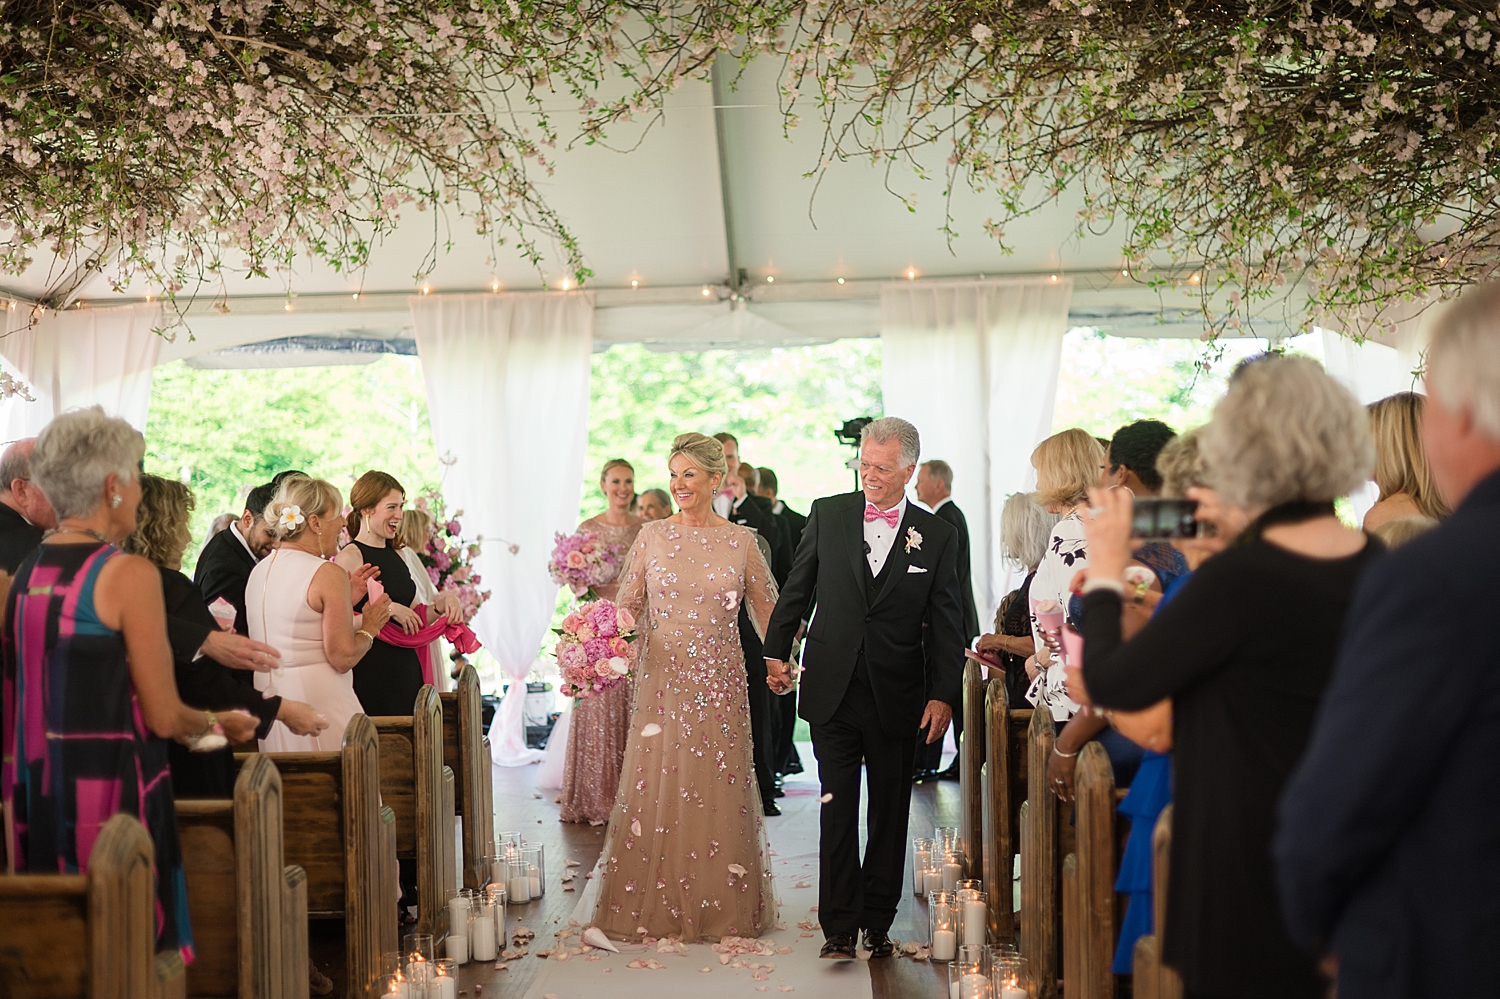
[{"left": 5, "top": 57, "right": 1301, "bottom": 363}]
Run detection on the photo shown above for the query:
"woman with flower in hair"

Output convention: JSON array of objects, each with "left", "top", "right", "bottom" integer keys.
[
  {"left": 557, "top": 459, "right": 644, "bottom": 824},
  {"left": 249, "top": 476, "right": 392, "bottom": 752}
]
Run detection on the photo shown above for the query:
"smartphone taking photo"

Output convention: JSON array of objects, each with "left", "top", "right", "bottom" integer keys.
[{"left": 1131, "top": 497, "right": 1200, "bottom": 539}]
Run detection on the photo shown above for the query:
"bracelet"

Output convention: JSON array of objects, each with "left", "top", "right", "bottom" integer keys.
[
  {"left": 1052, "top": 745, "right": 1080, "bottom": 759},
  {"left": 201, "top": 710, "right": 221, "bottom": 737},
  {"left": 1081, "top": 576, "right": 1126, "bottom": 596},
  {"left": 355, "top": 629, "right": 375, "bottom": 643}
]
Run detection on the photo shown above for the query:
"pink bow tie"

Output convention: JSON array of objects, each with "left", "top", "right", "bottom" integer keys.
[{"left": 864, "top": 503, "right": 900, "bottom": 528}]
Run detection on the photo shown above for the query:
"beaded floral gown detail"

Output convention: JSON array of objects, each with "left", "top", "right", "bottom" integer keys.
[
  {"left": 591, "top": 520, "right": 779, "bottom": 941},
  {"left": 558, "top": 518, "right": 643, "bottom": 824}
]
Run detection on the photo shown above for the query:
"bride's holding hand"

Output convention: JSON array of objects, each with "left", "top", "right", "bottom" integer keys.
[{"left": 590, "top": 433, "right": 779, "bottom": 942}]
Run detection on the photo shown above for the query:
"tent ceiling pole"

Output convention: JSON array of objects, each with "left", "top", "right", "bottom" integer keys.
[{"left": 709, "top": 58, "right": 742, "bottom": 298}]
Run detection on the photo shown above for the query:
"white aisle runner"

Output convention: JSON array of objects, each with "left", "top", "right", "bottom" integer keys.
[{"left": 521, "top": 781, "right": 874, "bottom": 999}]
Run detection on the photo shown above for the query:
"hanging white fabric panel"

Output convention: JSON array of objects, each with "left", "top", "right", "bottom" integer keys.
[
  {"left": 411, "top": 291, "right": 594, "bottom": 766},
  {"left": 881, "top": 278, "right": 1074, "bottom": 622},
  {"left": 0, "top": 303, "right": 164, "bottom": 440}
]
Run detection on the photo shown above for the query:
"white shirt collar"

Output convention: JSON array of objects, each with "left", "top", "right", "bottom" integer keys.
[
  {"left": 932, "top": 496, "right": 952, "bottom": 512},
  {"left": 229, "top": 520, "right": 258, "bottom": 561}
]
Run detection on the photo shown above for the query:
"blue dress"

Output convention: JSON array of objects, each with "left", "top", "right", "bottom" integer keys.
[{"left": 1110, "top": 568, "right": 1191, "bottom": 973}]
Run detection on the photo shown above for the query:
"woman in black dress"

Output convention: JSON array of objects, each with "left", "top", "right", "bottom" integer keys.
[
  {"left": 335, "top": 470, "right": 426, "bottom": 717},
  {"left": 1071, "top": 356, "right": 1381, "bottom": 999}
]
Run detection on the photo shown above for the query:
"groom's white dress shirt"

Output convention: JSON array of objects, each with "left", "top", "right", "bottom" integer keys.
[{"left": 863, "top": 496, "right": 907, "bottom": 576}]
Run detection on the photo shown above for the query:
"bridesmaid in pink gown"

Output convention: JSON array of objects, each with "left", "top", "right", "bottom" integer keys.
[{"left": 558, "top": 459, "right": 644, "bottom": 824}]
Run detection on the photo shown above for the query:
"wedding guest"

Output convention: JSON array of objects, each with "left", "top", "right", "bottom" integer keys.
[
  {"left": 1073, "top": 355, "right": 1379, "bottom": 999},
  {"left": 1103, "top": 419, "right": 1178, "bottom": 494},
  {"left": 1362, "top": 391, "right": 1450, "bottom": 530},
  {"left": 251, "top": 476, "right": 391, "bottom": 752},
  {"left": 1277, "top": 284, "right": 1500, "bottom": 999},
  {"left": 714, "top": 433, "right": 793, "bottom": 584},
  {"left": 558, "top": 459, "right": 644, "bottom": 825},
  {"left": 738, "top": 461, "right": 761, "bottom": 494},
  {"left": 2, "top": 407, "right": 258, "bottom": 966},
  {"left": 1026, "top": 428, "right": 1106, "bottom": 721},
  {"left": 334, "top": 471, "right": 426, "bottom": 717},
  {"left": 0, "top": 437, "right": 56, "bottom": 572},
  {"left": 195, "top": 480, "right": 278, "bottom": 636},
  {"left": 207, "top": 512, "right": 236, "bottom": 540},
  {"left": 913, "top": 459, "right": 979, "bottom": 781},
  {"left": 637, "top": 487, "right": 672, "bottom": 521},
  {"left": 396, "top": 507, "right": 453, "bottom": 690},
  {"left": 976, "top": 493, "right": 1060, "bottom": 710},
  {"left": 755, "top": 466, "right": 805, "bottom": 778},
  {"left": 123, "top": 475, "right": 327, "bottom": 797},
  {"left": 1369, "top": 514, "right": 1438, "bottom": 549}
]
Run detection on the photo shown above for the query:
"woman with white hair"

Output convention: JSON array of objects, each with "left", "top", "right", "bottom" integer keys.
[
  {"left": 977, "top": 492, "right": 1061, "bottom": 709},
  {"left": 1070, "top": 355, "right": 1382, "bottom": 999},
  {"left": 2, "top": 406, "right": 259, "bottom": 966}
]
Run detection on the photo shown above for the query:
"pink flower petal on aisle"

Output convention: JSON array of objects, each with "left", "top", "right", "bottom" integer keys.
[
  {"left": 700, "top": 967, "right": 712, "bottom": 973},
  {"left": 779, "top": 988, "right": 796, "bottom": 993},
  {"left": 818, "top": 793, "right": 833, "bottom": 803},
  {"left": 641, "top": 723, "right": 662, "bottom": 737}
]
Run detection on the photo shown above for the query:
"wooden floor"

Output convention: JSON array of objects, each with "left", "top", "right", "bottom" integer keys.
[{"left": 445, "top": 746, "right": 965, "bottom": 999}]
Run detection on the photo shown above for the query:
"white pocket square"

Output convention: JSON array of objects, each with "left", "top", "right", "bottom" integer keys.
[{"left": 907, "top": 564, "right": 928, "bottom": 574}]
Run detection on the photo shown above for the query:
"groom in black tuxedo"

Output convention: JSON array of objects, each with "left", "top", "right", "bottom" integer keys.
[{"left": 763, "top": 417, "right": 966, "bottom": 960}]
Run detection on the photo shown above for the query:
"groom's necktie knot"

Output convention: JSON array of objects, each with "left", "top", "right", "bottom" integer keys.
[{"left": 864, "top": 503, "right": 900, "bottom": 528}]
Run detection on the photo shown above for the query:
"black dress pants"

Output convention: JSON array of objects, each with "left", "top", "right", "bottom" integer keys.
[
  {"left": 810, "top": 658, "right": 918, "bottom": 937},
  {"left": 772, "top": 689, "right": 799, "bottom": 772}
]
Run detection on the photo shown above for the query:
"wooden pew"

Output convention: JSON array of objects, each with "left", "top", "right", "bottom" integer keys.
[
  {"left": 371, "top": 685, "right": 450, "bottom": 938},
  {"left": 981, "top": 678, "right": 1031, "bottom": 942},
  {"left": 0, "top": 812, "right": 162, "bottom": 997},
  {"left": 959, "top": 659, "right": 985, "bottom": 879},
  {"left": 236, "top": 713, "right": 392, "bottom": 999},
  {"left": 1131, "top": 805, "right": 1183, "bottom": 999},
  {"left": 1065, "top": 741, "right": 1119, "bottom": 999},
  {"left": 439, "top": 665, "right": 495, "bottom": 888},
  {"left": 176, "top": 753, "right": 310, "bottom": 998},
  {"left": 1021, "top": 706, "right": 1061, "bottom": 999}
]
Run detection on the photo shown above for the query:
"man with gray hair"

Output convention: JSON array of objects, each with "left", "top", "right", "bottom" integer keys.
[
  {"left": 0, "top": 437, "right": 57, "bottom": 573},
  {"left": 1276, "top": 283, "right": 1500, "bottom": 999},
  {"left": 763, "top": 416, "right": 967, "bottom": 960}
]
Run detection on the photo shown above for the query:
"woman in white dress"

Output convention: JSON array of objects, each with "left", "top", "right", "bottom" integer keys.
[{"left": 249, "top": 476, "right": 393, "bottom": 752}]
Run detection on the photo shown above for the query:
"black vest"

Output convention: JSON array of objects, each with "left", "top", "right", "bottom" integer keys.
[{"left": 865, "top": 549, "right": 896, "bottom": 605}]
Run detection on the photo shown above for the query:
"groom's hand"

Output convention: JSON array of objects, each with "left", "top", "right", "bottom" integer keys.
[
  {"left": 765, "top": 658, "right": 793, "bottom": 695},
  {"left": 920, "top": 700, "right": 953, "bottom": 744}
]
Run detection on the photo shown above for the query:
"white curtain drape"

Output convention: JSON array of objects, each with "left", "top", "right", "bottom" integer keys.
[
  {"left": 0, "top": 303, "right": 164, "bottom": 440},
  {"left": 881, "top": 279, "right": 1074, "bottom": 622},
  {"left": 411, "top": 292, "right": 593, "bottom": 766}
]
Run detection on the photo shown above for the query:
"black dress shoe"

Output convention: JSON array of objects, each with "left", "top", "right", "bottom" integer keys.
[
  {"left": 820, "top": 934, "right": 857, "bottom": 960},
  {"left": 911, "top": 768, "right": 934, "bottom": 784},
  {"left": 772, "top": 786, "right": 786, "bottom": 798},
  {"left": 762, "top": 800, "right": 782, "bottom": 816},
  {"left": 936, "top": 763, "right": 961, "bottom": 781},
  {"left": 862, "top": 930, "right": 895, "bottom": 958}
]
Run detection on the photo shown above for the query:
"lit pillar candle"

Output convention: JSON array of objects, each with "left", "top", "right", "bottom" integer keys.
[
  {"left": 942, "top": 857, "right": 963, "bottom": 891},
  {"left": 931, "top": 928, "right": 957, "bottom": 961},
  {"left": 471, "top": 910, "right": 497, "bottom": 961},
  {"left": 445, "top": 932, "right": 468, "bottom": 965},
  {"left": 912, "top": 849, "right": 931, "bottom": 896},
  {"left": 508, "top": 874, "right": 531, "bottom": 903},
  {"left": 924, "top": 868, "right": 945, "bottom": 895},
  {"left": 998, "top": 987, "right": 1027, "bottom": 999},
  {"left": 960, "top": 972, "right": 990, "bottom": 999},
  {"left": 962, "top": 898, "right": 987, "bottom": 947}
]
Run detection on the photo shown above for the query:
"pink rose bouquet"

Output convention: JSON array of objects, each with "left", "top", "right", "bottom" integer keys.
[
  {"left": 411, "top": 491, "right": 492, "bottom": 624},
  {"left": 547, "top": 530, "right": 624, "bottom": 598},
  {"left": 555, "top": 598, "right": 639, "bottom": 698}
]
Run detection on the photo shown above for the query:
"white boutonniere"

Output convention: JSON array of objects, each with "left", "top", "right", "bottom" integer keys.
[{"left": 905, "top": 526, "right": 922, "bottom": 554}]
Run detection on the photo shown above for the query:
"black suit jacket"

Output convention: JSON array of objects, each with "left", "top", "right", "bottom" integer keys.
[
  {"left": 932, "top": 500, "right": 981, "bottom": 642},
  {"left": 730, "top": 493, "right": 793, "bottom": 587},
  {"left": 0, "top": 501, "right": 44, "bottom": 575},
  {"left": 773, "top": 502, "right": 808, "bottom": 548},
  {"left": 763, "top": 492, "right": 966, "bottom": 737},
  {"left": 193, "top": 527, "right": 257, "bottom": 636},
  {"left": 1275, "top": 470, "right": 1500, "bottom": 999}
]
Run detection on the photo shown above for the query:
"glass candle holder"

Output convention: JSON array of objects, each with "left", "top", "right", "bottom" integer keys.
[
  {"left": 372, "top": 973, "right": 406, "bottom": 999},
  {"left": 402, "top": 932, "right": 434, "bottom": 971},
  {"left": 929, "top": 889, "right": 959, "bottom": 961},
  {"left": 912, "top": 837, "right": 934, "bottom": 898},
  {"left": 506, "top": 855, "right": 532, "bottom": 903},
  {"left": 957, "top": 878, "right": 984, "bottom": 892},
  {"left": 521, "top": 844, "right": 544, "bottom": 897},
  {"left": 942, "top": 850, "right": 965, "bottom": 891},
  {"left": 949, "top": 944, "right": 992, "bottom": 999},
  {"left": 497, "top": 830, "right": 522, "bottom": 850},
  {"left": 958, "top": 888, "right": 989, "bottom": 948},
  {"left": 470, "top": 894, "right": 498, "bottom": 961},
  {"left": 993, "top": 954, "right": 1033, "bottom": 999},
  {"left": 934, "top": 825, "right": 960, "bottom": 854},
  {"left": 431, "top": 960, "right": 458, "bottom": 999},
  {"left": 921, "top": 862, "right": 945, "bottom": 897}
]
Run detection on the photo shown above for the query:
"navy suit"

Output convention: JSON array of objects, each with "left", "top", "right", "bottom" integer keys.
[{"left": 1275, "top": 470, "right": 1500, "bottom": 999}]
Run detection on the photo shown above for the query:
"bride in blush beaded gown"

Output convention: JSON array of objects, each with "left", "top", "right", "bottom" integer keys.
[{"left": 590, "top": 433, "right": 779, "bottom": 942}]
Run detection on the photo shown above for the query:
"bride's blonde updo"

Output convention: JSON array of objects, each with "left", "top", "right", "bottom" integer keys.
[
  {"left": 266, "top": 475, "right": 343, "bottom": 542},
  {"left": 669, "top": 433, "right": 727, "bottom": 481}
]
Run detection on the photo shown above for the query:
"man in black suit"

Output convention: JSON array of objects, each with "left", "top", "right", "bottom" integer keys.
[
  {"left": 191, "top": 480, "right": 282, "bottom": 672},
  {"left": 713, "top": 433, "right": 793, "bottom": 585},
  {"left": 0, "top": 438, "right": 55, "bottom": 573},
  {"left": 758, "top": 466, "right": 808, "bottom": 778},
  {"left": 764, "top": 417, "right": 966, "bottom": 960},
  {"left": 913, "top": 459, "right": 981, "bottom": 780},
  {"left": 1275, "top": 284, "right": 1500, "bottom": 999}
]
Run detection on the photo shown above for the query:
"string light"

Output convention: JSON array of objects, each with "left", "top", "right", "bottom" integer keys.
[
  {"left": 701, "top": 286, "right": 711, "bottom": 297},
  {"left": 836, "top": 277, "right": 845, "bottom": 285},
  {"left": 560, "top": 276, "right": 570, "bottom": 290},
  {"left": 284, "top": 301, "right": 293, "bottom": 311},
  {"left": 1050, "top": 274, "right": 1059, "bottom": 282},
  {"left": 766, "top": 275, "right": 775, "bottom": 283},
  {"left": 421, "top": 283, "right": 432, "bottom": 295},
  {"left": 1188, "top": 272, "right": 1201, "bottom": 285},
  {"left": 351, "top": 292, "right": 359, "bottom": 300},
  {"left": 906, "top": 267, "right": 916, "bottom": 280},
  {"left": 631, "top": 279, "right": 639, "bottom": 288},
  {"left": 491, "top": 279, "right": 500, "bottom": 292}
]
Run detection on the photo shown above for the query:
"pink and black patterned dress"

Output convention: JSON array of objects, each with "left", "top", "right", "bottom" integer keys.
[{"left": 2, "top": 541, "right": 194, "bottom": 970}]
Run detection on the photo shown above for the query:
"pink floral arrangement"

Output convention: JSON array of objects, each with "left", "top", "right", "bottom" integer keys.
[
  {"left": 555, "top": 599, "right": 639, "bottom": 699},
  {"left": 412, "top": 491, "right": 492, "bottom": 624},
  {"left": 547, "top": 530, "right": 623, "bottom": 598}
]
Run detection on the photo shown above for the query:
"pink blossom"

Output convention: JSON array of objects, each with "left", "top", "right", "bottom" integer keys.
[
  {"left": 608, "top": 636, "right": 630, "bottom": 658},
  {"left": 583, "top": 636, "right": 611, "bottom": 662},
  {"left": 593, "top": 659, "right": 615, "bottom": 678},
  {"left": 447, "top": 520, "right": 462, "bottom": 535},
  {"left": 588, "top": 602, "right": 618, "bottom": 637},
  {"left": 617, "top": 607, "right": 636, "bottom": 631},
  {"left": 565, "top": 550, "right": 587, "bottom": 569}
]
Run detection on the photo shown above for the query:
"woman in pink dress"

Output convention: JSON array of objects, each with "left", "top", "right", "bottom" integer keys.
[{"left": 558, "top": 459, "right": 644, "bottom": 824}]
